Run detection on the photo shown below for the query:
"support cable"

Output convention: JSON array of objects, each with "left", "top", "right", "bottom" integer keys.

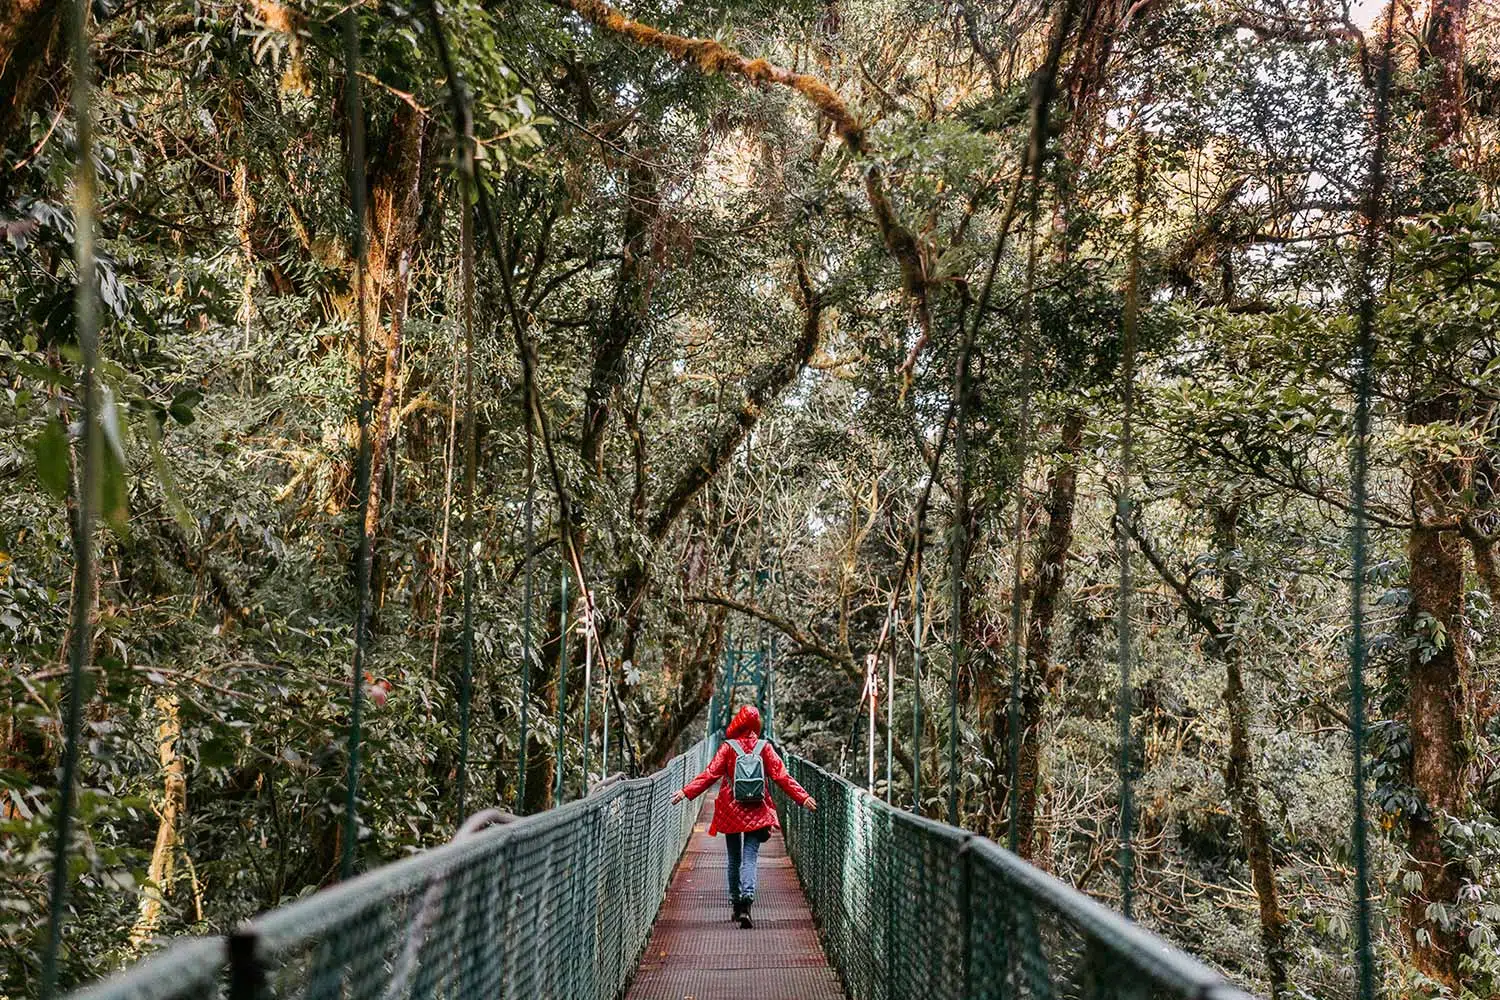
[
  {"left": 1115, "top": 132, "right": 1142, "bottom": 918},
  {"left": 1347, "top": 5, "right": 1399, "bottom": 996},
  {"left": 40, "top": 3, "right": 101, "bottom": 995},
  {"left": 554, "top": 568, "right": 570, "bottom": 805},
  {"left": 601, "top": 621, "right": 612, "bottom": 776},
  {"left": 581, "top": 592, "right": 594, "bottom": 785},
  {"left": 947, "top": 339, "right": 968, "bottom": 826},
  {"left": 911, "top": 568, "right": 924, "bottom": 813},
  {"left": 454, "top": 97, "right": 479, "bottom": 820},
  {"left": 886, "top": 612, "right": 895, "bottom": 804},
  {"left": 341, "top": 6, "right": 374, "bottom": 883},
  {"left": 519, "top": 422, "right": 535, "bottom": 809}
]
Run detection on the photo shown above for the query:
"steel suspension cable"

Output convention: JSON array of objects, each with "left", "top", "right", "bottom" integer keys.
[
  {"left": 1116, "top": 140, "right": 1142, "bottom": 918},
  {"left": 554, "top": 568, "right": 570, "bottom": 805},
  {"left": 947, "top": 327, "right": 969, "bottom": 826},
  {"left": 428, "top": 254, "right": 462, "bottom": 679},
  {"left": 911, "top": 567, "right": 924, "bottom": 813},
  {"left": 39, "top": 3, "right": 101, "bottom": 995},
  {"left": 601, "top": 620, "right": 612, "bottom": 775},
  {"left": 454, "top": 98, "right": 479, "bottom": 820},
  {"left": 340, "top": 7, "right": 375, "bottom": 883},
  {"left": 886, "top": 611, "right": 895, "bottom": 803},
  {"left": 1347, "top": 4, "right": 1399, "bottom": 996},
  {"left": 519, "top": 421, "right": 535, "bottom": 809},
  {"left": 581, "top": 592, "right": 594, "bottom": 785}
]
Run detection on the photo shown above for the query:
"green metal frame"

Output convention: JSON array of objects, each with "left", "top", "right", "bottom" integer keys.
[
  {"left": 708, "top": 644, "right": 771, "bottom": 740},
  {"left": 63, "top": 740, "right": 713, "bottom": 1000},
  {"left": 778, "top": 754, "right": 1260, "bottom": 1000}
]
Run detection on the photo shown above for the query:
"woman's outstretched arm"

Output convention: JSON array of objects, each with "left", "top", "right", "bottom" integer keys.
[
  {"left": 764, "top": 744, "right": 817, "bottom": 809},
  {"left": 673, "top": 745, "right": 729, "bottom": 802}
]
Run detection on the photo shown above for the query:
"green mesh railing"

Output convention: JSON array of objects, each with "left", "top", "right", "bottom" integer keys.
[
  {"left": 778, "top": 755, "right": 1258, "bottom": 1000},
  {"left": 65, "top": 739, "right": 712, "bottom": 1000},
  {"left": 67, "top": 939, "right": 225, "bottom": 1000}
]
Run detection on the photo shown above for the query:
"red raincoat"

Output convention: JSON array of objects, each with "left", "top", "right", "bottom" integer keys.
[{"left": 680, "top": 706, "right": 812, "bottom": 836}]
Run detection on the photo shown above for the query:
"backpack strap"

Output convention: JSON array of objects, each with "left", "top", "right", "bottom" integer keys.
[
  {"left": 728, "top": 739, "right": 750, "bottom": 758},
  {"left": 751, "top": 739, "right": 766, "bottom": 757}
]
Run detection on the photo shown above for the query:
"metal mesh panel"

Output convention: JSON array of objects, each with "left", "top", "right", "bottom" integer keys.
[
  {"left": 62, "top": 741, "right": 710, "bottom": 1000},
  {"left": 777, "top": 755, "right": 1258, "bottom": 1000},
  {"left": 235, "top": 742, "right": 708, "bottom": 1000},
  {"left": 65, "top": 938, "right": 224, "bottom": 1000}
]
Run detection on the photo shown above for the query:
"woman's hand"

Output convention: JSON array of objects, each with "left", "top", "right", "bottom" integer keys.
[
  {"left": 670, "top": 789, "right": 686, "bottom": 804},
  {"left": 804, "top": 796, "right": 818, "bottom": 811}
]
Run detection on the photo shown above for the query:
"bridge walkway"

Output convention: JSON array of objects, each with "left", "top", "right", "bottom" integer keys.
[{"left": 626, "top": 799, "right": 844, "bottom": 1000}]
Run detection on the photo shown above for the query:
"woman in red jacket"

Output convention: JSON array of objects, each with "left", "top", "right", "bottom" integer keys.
[{"left": 671, "top": 705, "right": 817, "bottom": 928}]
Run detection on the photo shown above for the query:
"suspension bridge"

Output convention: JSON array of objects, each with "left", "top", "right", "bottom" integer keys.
[
  {"left": 64, "top": 726, "right": 1256, "bottom": 1000},
  {"left": 66, "top": 634, "right": 1253, "bottom": 1000},
  {"left": 31, "top": 0, "right": 1392, "bottom": 995}
]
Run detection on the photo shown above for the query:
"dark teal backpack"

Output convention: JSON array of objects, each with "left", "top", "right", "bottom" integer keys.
[{"left": 729, "top": 739, "right": 767, "bottom": 805}]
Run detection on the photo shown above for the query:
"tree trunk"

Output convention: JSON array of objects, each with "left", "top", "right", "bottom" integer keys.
[
  {"left": 1419, "top": 0, "right": 1470, "bottom": 152},
  {"left": 363, "top": 257, "right": 411, "bottom": 544},
  {"left": 581, "top": 158, "right": 656, "bottom": 474},
  {"left": 359, "top": 104, "right": 427, "bottom": 544},
  {"left": 1212, "top": 503, "right": 1289, "bottom": 1000},
  {"left": 1403, "top": 437, "right": 1469, "bottom": 986},
  {"left": 129, "top": 695, "right": 188, "bottom": 950},
  {"left": 0, "top": 0, "right": 64, "bottom": 174},
  {"left": 1012, "top": 409, "right": 1083, "bottom": 860},
  {"left": 522, "top": 587, "right": 573, "bottom": 814},
  {"left": 1402, "top": 0, "right": 1474, "bottom": 983}
]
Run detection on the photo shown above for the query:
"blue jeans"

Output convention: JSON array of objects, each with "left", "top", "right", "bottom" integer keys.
[{"left": 724, "top": 829, "right": 769, "bottom": 903}]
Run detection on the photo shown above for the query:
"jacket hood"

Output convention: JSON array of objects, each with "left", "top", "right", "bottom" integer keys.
[{"left": 726, "top": 705, "right": 762, "bottom": 739}]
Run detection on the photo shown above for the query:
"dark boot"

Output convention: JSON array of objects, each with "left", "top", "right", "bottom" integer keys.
[
  {"left": 737, "top": 898, "right": 754, "bottom": 929},
  {"left": 731, "top": 898, "right": 747, "bottom": 923}
]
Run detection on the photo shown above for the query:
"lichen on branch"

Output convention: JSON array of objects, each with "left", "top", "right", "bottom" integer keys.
[{"left": 565, "top": 0, "right": 931, "bottom": 341}]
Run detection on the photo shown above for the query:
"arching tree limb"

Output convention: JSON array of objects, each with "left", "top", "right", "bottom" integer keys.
[
  {"left": 565, "top": 0, "right": 931, "bottom": 354},
  {"left": 689, "top": 593, "right": 854, "bottom": 670},
  {"left": 646, "top": 256, "right": 824, "bottom": 543}
]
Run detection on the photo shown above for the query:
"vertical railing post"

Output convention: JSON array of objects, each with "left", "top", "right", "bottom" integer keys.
[
  {"left": 957, "top": 837, "right": 974, "bottom": 1000},
  {"left": 884, "top": 807, "right": 896, "bottom": 1000},
  {"left": 554, "top": 569, "right": 569, "bottom": 805},
  {"left": 228, "top": 928, "right": 264, "bottom": 1000}
]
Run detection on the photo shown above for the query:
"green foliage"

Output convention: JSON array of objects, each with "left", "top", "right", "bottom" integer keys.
[{"left": 1, "top": 0, "right": 1496, "bottom": 998}]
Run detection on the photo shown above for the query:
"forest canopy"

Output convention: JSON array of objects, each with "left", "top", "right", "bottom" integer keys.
[{"left": 1, "top": 0, "right": 1497, "bottom": 997}]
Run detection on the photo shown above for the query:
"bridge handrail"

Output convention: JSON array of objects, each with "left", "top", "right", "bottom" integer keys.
[
  {"left": 779, "top": 753, "right": 1260, "bottom": 1000},
  {"left": 65, "top": 938, "right": 225, "bottom": 1000},
  {"left": 63, "top": 739, "right": 713, "bottom": 1000}
]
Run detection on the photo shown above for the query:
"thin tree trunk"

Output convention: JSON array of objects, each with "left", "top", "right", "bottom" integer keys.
[
  {"left": 429, "top": 289, "right": 463, "bottom": 676},
  {"left": 363, "top": 254, "right": 410, "bottom": 542},
  {"left": 129, "top": 695, "right": 187, "bottom": 950},
  {"left": 1212, "top": 503, "right": 1289, "bottom": 1000},
  {"left": 1012, "top": 408, "right": 1083, "bottom": 860}
]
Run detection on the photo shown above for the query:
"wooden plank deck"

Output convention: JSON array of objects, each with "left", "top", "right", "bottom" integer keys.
[{"left": 626, "top": 799, "right": 846, "bottom": 1000}]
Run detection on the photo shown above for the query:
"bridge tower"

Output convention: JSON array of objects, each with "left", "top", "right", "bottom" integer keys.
[
  {"left": 708, "top": 568, "right": 775, "bottom": 740},
  {"left": 708, "top": 641, "right": 775, "bottom": 740}
]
